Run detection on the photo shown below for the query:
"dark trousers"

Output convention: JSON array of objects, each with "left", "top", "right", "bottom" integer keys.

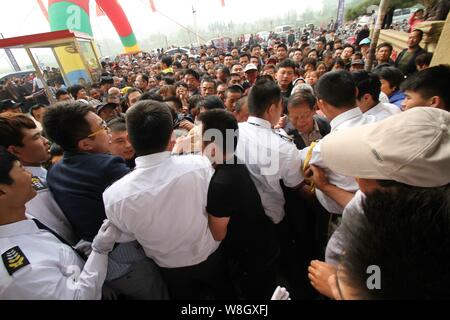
[
  {"left": 105, "top": 258, "right": 169, "bottom": 300},
  {"left": 281, "top": 184, "right": 330, "bottom": 299},
  {"left": 232, "top": 254, "right": 279, "bottom": 300},
  {"left": 159, "top": 247, "right": 235, "bottom": 300}
]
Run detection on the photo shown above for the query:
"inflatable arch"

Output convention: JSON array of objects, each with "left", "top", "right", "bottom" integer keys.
[{"left": 48, "top": 0, "right": 140, "bottom": 54}]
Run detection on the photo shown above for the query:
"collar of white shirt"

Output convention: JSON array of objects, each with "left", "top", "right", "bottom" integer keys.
[
  {"left": 330, "top": 107, "right": 363, "bottom": 131},
  {"left": 247, "top": 116, "right": 272, "bottom": 129},
  {"left": 25, "top": 166, "right": 47, "bottom": 181},
  {"left": 0, "top": 219, "right": 39, "bottom": 238},
  {"left": 135, "top": 151, "right": 172, "bottom": 168}
]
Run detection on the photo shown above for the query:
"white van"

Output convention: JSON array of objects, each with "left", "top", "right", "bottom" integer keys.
[
  {"left": 274, "top": 25, "right": 293, "bottom": 34},
  {"left": 393, "top": 8, "right": 412, "bottom": 23}
]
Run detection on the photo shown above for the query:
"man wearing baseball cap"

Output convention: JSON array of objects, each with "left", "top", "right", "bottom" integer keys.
[
  {"left": 349, "top": 59, "right": 365, "bottom": 72},
  {"left": 308, "top": 107, "right": 450, "bottom": 298},
  {"left": 359, "top": 38, "right": 371, "bottom": 61},
  {"left": 0, "top": 100, "right": 23, "bottom": 114},
  {"left": 244, "top": 63, "right": 259, "bottom": 86},
  {"left": 96, "top": 103, "right": 119, "bottom": 122}
]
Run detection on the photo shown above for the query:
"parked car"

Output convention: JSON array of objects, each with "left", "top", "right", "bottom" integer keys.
[
  {"left": 273, "top": 25, "right": 293, "bottom": 40},
  {"left": 274, "top": 25, "right": 293, "bottom": 34},
  {"left": 0, "top": 70, "right": 35, "bottom": 83},
  {"left": 393, "top": 8, "right": 412, "bottom": 24},
  {"left": 163, "top": 47, "right": 190, "bottom": 57}
]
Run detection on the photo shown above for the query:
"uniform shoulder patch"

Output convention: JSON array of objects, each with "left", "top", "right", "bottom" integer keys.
[
  {"left": 2, "top": 246, "right": 30, "bottom": 276},
  {"left": 31, "top": 176, "right": 47, "bottom": 191}
]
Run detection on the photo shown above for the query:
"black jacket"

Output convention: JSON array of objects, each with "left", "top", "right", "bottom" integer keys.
[
  {"left": 48, "top": 152, "right": 130, "bottom": 241},
  {"left": 395, "top": 47, "right": 427, "bottom": 77}
]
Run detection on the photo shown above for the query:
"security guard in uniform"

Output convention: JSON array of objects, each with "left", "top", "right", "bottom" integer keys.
[
  {"left": 0, "top": 147, "right": 121, "bottom": 299},
  {"left": 0, "top": 113, "right": 78, "bottom": 245}
]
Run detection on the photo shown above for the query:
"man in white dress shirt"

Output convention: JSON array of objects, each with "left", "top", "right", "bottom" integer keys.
[
  {"left": 303, "top": 71, "right": 378, "bottom": 218},
  {"left": 0, "top": 147, "right": 120, "bottom": 299},
  {"left": 235, "top": 78, "right": 304, "bottom": 225},
  {"left": 103, "top": 100, "right": 234, "bottom": 299},
  {"left": 352, "top": 71, "right": 401, "bottom": 120}
]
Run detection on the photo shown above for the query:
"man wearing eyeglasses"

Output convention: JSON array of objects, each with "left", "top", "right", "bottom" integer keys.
[
  {"left": 43, "top": 102, "right": 122, "bottom": 242},
  {"left": 42, "top": 102, "right": 167, "bottom": 299}
]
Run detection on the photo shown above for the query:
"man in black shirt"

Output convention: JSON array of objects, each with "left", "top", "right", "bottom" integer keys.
[{"left": 199, "top": 109, "right": 279, "bottom": 299}]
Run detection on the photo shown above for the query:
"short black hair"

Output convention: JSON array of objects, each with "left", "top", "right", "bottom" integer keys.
[
  {"left": 125, "top": 87, "right": 143, "bottom": 103},
  {"left": 376, "top": 42, "right": 393, "bottom": 52},
  {"left": 198, "top": 109, "right": 238, "bottom": 152},
  {"left": 201, "top": 77, "right": 217, "bottom": 87},
  {"left": 50, "top": 143, "right": 64, "bottom": 157},
  {"left": 415, "top": 52, "right": 433, "bottom": 67},
  {"left": 308, "top": 49, "right": 318, "bottom": 56},
  {"left": 100, "top": 76, "right": 114, "bottom": 85},
  {"left": 0, "top": 146, "right": 18, "bottom": 185},
  {"left": 214, "top": 65, "right": 230, "bottom": 76},
  {"left": 412, "top": 28, "right": 424, "bottom": 40},
  {"left": 43, "top": 102, "right": 94, "bottom": 152},
  {"left": 189, "top": 94, "right": 204, "bottom": 110},
  {"left": 234, "top": 96, "right": 248, "bottom": 113},
  {"left": 197, "top": 95, "right": 225, "bottom": 111},
  {"left": 374, "top": 66, "right": 404, "bottom": 91},
  {"left": 342, "top": 44, "right": 355, "bottom": 53},
  {"left": 277, "top": 59, "right": 297, "bottom": 71},
  {"left": 248, "top": 77, "right": 281, "bottom": 117},
  {"left": 107, "top": 116, "right": 127, "bottom": 133},
  {"left": 277, "top": 43, "right": 288, "bottom": 51},
  {"left": 161, "top": 55, "right": 173, "bottom": 67},
  {"left": 333, "top": 57, "right": 346, "bottom": 69},
  {"left": 353, "top": 52, "right": 363, "bottom": 59},
  {"left": 225, "top": 85, "right": 244, "bottom": 97},
  {"left": 316, "top": 70, "right": 356, "bottom": 108},
  {"left": 340, "top": 185, "right": 450, "bottom": 299},
  {"left": 302, "top": 58, "right": 317, "bottom": 69},
  {"left": 400, "top": 64, "right": 450, "bottom": 111},
  {"left": 0, "top": 113, "right": 37, "bottom": 148},
  {"left": 55, "top": 89, "right": 69, "bottom": 100},
  {"left": 29, "top": 104, "right": 46, "bottom": 119},
  {"left": 140, "top": 91, "right": 164, "bottom": 102},
  {"left": 288, "top": 90, "right": 317, "bottom": 110},
  {"left": 139, "top": 74, "right": 149, "bottom": 82},
  {"left": 68, "top": 84, "right": 85, "bottom": 98},
  {"left": 352, "top": 71, "right": 381, "bottom": 102},
  {"left": 239, "top": 53, "right": 251, "bottom": 60},
  {"left": 184, "top": 68, "right": 200, "bottom": 81},
  {"left": 126, "top": 100, "right": 173, "bottom": 156},
  {"left": 250, "top": 44, "right": 261, "bottom": 52},
  {"left": 162, "top": 76, "right": 175, "bottom": 85},
  {"left": 175, "top": 81, "right": 188, "bottom": 89}
]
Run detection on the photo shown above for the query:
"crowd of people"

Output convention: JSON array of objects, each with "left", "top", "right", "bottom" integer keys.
[{"left": 0, "top": 7, "right": 450, "bottom": 300}]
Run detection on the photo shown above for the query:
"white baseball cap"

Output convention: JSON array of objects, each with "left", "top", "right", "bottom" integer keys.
[
  {"left": 321, "top": 107, "right": 450, "bottom": 187},
  {"left": 244, "top": 63, "right": 258, "bottom": 73}
]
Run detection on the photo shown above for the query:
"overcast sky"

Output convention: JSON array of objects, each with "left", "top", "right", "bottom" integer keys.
[{"left": 0, "top": 0, "right": 324, "bottom": 71}]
